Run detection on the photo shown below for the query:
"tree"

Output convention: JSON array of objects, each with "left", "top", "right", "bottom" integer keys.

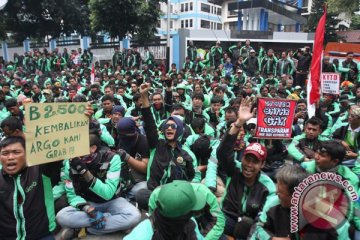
[
  {"left": 89, "top": 0, "right": 162, "bottom": 42},
  {"left": 307, "top": 0, "right": 341, "bottom": 44},
  {"left": 327, "top": 0, "right": 359, "bottom": 14},
  {"left": 1, "top": 0, "right": 90, "bottom": 41},
  {"left": 350, "top": 15, "right": 360, "bottom": 29}
]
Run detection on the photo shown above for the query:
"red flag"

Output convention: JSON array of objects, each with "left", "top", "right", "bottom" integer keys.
[
  {"left": 90, "top": 64, "right": 95, "bottom": 84},
  {"left": 309, "top": 6, "right": 327, "bottom": 105}
]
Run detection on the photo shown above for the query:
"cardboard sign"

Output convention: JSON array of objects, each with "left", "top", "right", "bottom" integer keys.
[
  {"left": 25, "top": 103, "right": 90, "bottom": 166},
  {"left": 255, "top": 98, "right": 297, "bottom": 139},
  {"left": 321, "top": 72, "right": 340, "bottom": 95}
]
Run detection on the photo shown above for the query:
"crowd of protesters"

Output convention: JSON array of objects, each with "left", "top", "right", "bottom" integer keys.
[{"left": 0, "top": 39, "right": 359, "bottom": 240}]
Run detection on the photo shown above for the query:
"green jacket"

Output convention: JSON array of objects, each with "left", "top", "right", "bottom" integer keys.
[
  {"left": 148, "top": 183, "right": 225, "bottom": 240},
  {"left": 288, "top": 133, "right": 329, "bottom": 162},
  {"left": 251, "top": 196, "right": 351, "bottom": 239},
  {"left": 62, "top": 154, "right": 121, "bottom": 208},
  {"left": 301, "top": 160, "right": 360, "bottom": 230}
]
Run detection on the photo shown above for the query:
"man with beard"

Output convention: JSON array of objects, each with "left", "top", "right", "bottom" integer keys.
[
  {"left": 124, "top": 181, "right": 206, "bottom": 240},
  {"left": 56, "top": 134, "right": 141, "bottom": 239},
  {"left": 116, "top": 117, "right": 149, "bottom": 200},
  {"left": 288, "top": 117, "right": 328, "bottom": 163}
]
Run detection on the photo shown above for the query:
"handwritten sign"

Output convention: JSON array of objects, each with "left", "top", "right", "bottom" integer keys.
[
  {"left": 25, "top": 103, "right": 89, "bottom": 166},
  {"left": 255, "top": 98, "right": 296, "bottom": 139},
  {"left": 321, "top": 73, "right": 340, "bottom": 95}
]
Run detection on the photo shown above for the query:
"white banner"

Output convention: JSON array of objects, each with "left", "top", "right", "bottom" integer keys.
[{"left": 321, "top": 72, "right": 340, "bottom": 95}]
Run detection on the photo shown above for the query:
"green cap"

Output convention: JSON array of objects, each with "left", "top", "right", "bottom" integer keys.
[{"left": 157, "top": 180, "right": 206, "bottom": 218}]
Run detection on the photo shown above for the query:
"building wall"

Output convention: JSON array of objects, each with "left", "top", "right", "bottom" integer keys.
[{"left": 158, "top": 0, "right": 223, "bottom": 34}]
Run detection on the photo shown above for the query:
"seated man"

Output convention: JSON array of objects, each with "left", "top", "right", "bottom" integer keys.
[
  {"left": 124, "top": 181, "right": 207, "bottom": 240},
  {"left": 56, "top": 134, "right": 141, "bottom": 238},
  {"left": 116, "top": 117, "right": 149, "bottom": 200},
  {"left": 288, "top": 117, "right": 328, "bottom": 163},
  {"left": 0, "top": 136, "right": 62, "bottom": 240},
  {"left": 332, "top": 106, "right": 360, "bottom": 169},
  {"left": 251, "top": 164, "right": 351, "bottom": 239},
  {"left": 301, "top": 140, "right": 359, "bottom": 238},
  {"left": 217, "top": 98, "right": 276, "bottom": 239}
]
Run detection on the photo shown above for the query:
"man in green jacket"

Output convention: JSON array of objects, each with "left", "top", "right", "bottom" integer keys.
[
  {"left": 56, "top": 134, "right": 141, "bottom": 238},
  {"left": 301, "top": 140, "right": 360, "bottom": 239}
]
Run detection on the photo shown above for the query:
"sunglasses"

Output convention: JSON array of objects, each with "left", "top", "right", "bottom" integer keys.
[{"left": 164, "top": 123, "right": 178, "bottom": 130}]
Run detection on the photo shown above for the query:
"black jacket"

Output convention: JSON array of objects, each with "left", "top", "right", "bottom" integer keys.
[
  {"left": 142, "top": 107, "right": 196, "bottom": 190},
  {"left": 0, "top": 162, "right": 61, "bottom": 240},
  {"left": 217, "top": 132, "right": 275, "bottom": 220}
]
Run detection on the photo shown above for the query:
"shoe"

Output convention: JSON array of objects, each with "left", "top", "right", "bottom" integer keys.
[{"left": 61, "top": 228, "right": 86, "bottom": 240}]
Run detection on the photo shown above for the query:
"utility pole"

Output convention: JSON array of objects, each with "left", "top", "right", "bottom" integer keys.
[{"left": 166, "top": 0, "right": 171, "bottom": 71}]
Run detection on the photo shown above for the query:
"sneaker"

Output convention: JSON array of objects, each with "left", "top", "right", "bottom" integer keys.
[{"left": 61, "top": 228, "right": 86, "bottom": 240}]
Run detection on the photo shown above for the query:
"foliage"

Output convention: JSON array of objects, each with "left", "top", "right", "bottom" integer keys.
[
  {"left": 327, "top": 0, "right": 359, "bottom": 14},
  {"left": 89, "top": 0, "right": 161, "bottom": 42},
  {"left": 307, "top": 0, "right": 342, "bottom": 44},
  {"left": 350, "top": 15, "right": 360, "bottom": 30},
  {"left": 0, "top": 0, "right": 91, "bottom": 41}
]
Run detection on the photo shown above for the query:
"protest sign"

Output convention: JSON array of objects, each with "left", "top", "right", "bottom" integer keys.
[
  {"left": 255, "top": 98, "right": 297, "bottom": 139},
  {"left": 25, "top": 102, "right": 89, "bottom": 166},
  {"left": 321, "top": 72, "right": 340, "bottom": 95}
]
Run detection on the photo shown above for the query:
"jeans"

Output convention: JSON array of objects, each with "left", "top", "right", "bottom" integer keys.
[
  {"left": 56, "top": 197, "right": 141, "bottom": 235},
  {"left": 126, "top": 181, "right": 148, "bottom": 201},
  {"left": 342, "top": 158, "right": 356, "bottom": 169},
  {"left": 39, "top": 234, "right": 55, "bottom": 240}
]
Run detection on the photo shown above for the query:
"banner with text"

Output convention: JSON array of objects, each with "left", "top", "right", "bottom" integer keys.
[
  {"left": 321, "top": 72, "right": 340, "bottom": 95},
  {"left": 25, "top": 103, "right": 89, "bottom": 166},
  {"left": 255, "top": 98, "right": 297, "bottom": 139}
]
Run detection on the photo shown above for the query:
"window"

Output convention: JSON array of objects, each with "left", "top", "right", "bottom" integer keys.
[
  {"left": 201, "top": 20, "right": 211, "bottom": 29},
  {"left": 217, "top": 7, "right": 222, "bottom": 15},
  {"left": 189, "top": 19, "right": 193, "bottom": 28},
  {"left": 228, "top": 5, "right": 237, "bottom": 16},
  {"left": 185, "top": 20, "right": 188, "bottom": 28},
  {"left": 185, "top": 3, "right": 188, "bottom": 11},
  {"left": 229, "top": 22, "right": 237, "bottom": 31},
  {"left": 189, "top": 2, "right": 193, "bottom": 11},
  {"left": 217, "top": 23, "right": 222, "bottom": 30},
  {"left": 181, "top": 20, "right": 184, "bottom": 28},
  {"left": 181, "top": 4, "right": 184, "bottom": 12},
  {"left": 201, "top": 3, "right": 211, "bottom": 13},
  {"left": 170, "top": 4, "right": 174, "bottom": 14},
  {"left": 170, "top": 20, "right": 173, "bottom": 29}
]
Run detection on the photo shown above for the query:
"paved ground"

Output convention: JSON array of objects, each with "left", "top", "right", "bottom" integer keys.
[{"left": 55, "top": 231, "right": 125, "bottom": 240}]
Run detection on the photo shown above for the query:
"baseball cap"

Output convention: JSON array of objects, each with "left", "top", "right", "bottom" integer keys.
[
  {"left": 244, "top": 143, "right": 267, "bottom": 162},
  {"left": 250, "top": 49, "right": 255, "bottom": 53},
  {"left": 237, "top": 69, "right": 243, "bottom": 73},
  {"left": 112, "top": 105, "right": 125, "bottom": 116},
  {"left": 294, "top": 86, "right": 302, "bottom": 91},
  {"left": 157, "top": 180, "right": 206, "bottom": 218},
  {"left": 117, "top": 117, "right": 137, "bottom": 135}
]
